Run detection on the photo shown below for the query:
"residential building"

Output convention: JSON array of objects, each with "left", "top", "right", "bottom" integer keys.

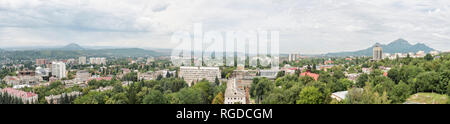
[
  {"left": 75, "top": 70, "right": 91, "bottom": 83},
  {"left": 45, "top": 91, "right": 82, "bottom": 104},
  {"left": 0, "top": 88, "right": 38, "bottom": 104},
  {"left": 346, "top": 73, "right": 360, "bottom": 83},
  {"left": 288, "top": 53, "right": 301, "bottom": 62},
  {"left": 2, "top": 76, "right": 43, "bottom": 86},
  {"left": 51, "top": 61, "right": 66, "bottom": 79},
  {"left": 79, "top": 56, "right": 87, "bottom": 65},
  {"left": 224, "top": 79, "right": 249, "bottom": 104},
  {"left": 178, "top": 66, "right": 221, "bottom": 86},
  {"left": 259, "top": 69, "right": 279, "bottom": 79},
  {"left": 89, "top": 57, "right": 106, "bottom": 65},
  {"left": 36, "top": 59, "right": 48, "bottom": 65},
  {"left": 373, "top": 44, "right": 383, "bottom": 60},
  {"left": 17, "top": 70, "right": 35, "bottom": 76}
]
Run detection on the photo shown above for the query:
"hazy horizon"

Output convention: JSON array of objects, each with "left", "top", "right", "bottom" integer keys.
[{"left": 1, "top": 0, "right": 450, "bottom": 54}]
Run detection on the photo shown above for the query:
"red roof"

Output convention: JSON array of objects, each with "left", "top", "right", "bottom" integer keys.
[
  {"left": 383, "top": 72, "right": 388, "bottom": 77},
  {"left": 300, "top": 72, "right": 319, "bottom": 81},
  {"left": 1, "top": 88, "right": 37, "bottom": 98}
]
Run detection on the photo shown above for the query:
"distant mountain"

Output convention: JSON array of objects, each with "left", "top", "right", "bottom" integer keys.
[
  {"left": 60, "top": 43, "right": 85, "bottom": 50},
  {"left": 84, "top": 48, "right": 163, "bottom": 57},
  {"left": 326, "top": 39, "right": 436, "bottom": 57},
  {"left": 0, "top": 48, "right": 165, "bottom": 59}
]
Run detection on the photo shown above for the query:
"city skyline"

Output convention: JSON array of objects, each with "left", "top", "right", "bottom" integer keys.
[{"left": 1, "top": 0, "right": 450, "bottom": 54}]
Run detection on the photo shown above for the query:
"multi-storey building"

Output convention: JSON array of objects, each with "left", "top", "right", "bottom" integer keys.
[
  {"left": 36, "top": 59, "right": 48, "bottom": 65},
  {"left": 224, "top": 79, "right": 249, "bottom": 104},
  {"left": 288, "top": 53, "right": 301, "bottom": 62},
  {"left": 373, "top": 44, "right": 383, "bottom": 61},
  {"left": 51, "top": 61, "right": 66, "bottom": 79},
  {"left": 0, "top": 88, "right": 38, "bottom": 104},
  {"left": 178, "top": 66, "right": 221, "bottom": 86},
  {"left": 45, "top": 91, "right": 82, "bottom": 104},
  {"left": 78, "top": 56, "right": 87, "bottom": 65},
  {"left": 89, "top": 57, "right": 106, "bottom": 65}
]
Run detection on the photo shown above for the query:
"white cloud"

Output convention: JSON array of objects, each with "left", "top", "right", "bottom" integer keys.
[{"left": 0, "top": 0, "right": 449, "bottom": 53}]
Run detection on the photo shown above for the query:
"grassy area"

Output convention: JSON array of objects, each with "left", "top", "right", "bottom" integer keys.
[{"left": 406, "top": 93, "right": 449, "bottom": 104}]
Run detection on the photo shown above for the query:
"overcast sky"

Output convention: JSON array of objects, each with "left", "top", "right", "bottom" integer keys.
[{"left": 0, "top": 0, "right": 449, "bottom": 54}]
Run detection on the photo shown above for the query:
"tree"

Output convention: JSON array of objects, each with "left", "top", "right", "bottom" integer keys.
[
  {"left": 254, "top": 78, "right": 274, "bottom": 104},
  {"left": 425, "top": 53, "right": 433, "bottom": 61},
  {"left": 333, "top": 70, "right": 345, "bottom": 80},
  {"left": 332, "top": 79, "right": 353, "bottom": 92},
  {"left": 212, "top": 92, "right": 224, "bottom": 104},
  {"left": 356, "top": 73, "right": 368, "bottom": 88},
  {"left": 127, "top": 82, "right": 137, "bottom": 104},
  {"left": 214, "top": 76, "right": 220, "bottom": 86},
  {"left": 390, "top": 81, "right": 412, "bottom": 103},
  {"left": 296, "top": 86, "right": 323, "bottom": 104},
  {"left": 344, "top": 84, "right": 390, "bottom": 104},
  {"left": 388, "top": 67, "right": 401, "bottom": 84},
  {"left": 263, "top": 84, "right": 301, "bottom": 104},
  {"left": 276, "top": 71, "right": 285, "bottom": 79},
  {"left": 414, "top": 72, "right": 440, "bottom": 93},
  {"left": 143, "top": 90, "right": 167, "bottom": 104},
  {"left": 73, "top": 92, "right": 106, "bottom": 104},
  {"left": 192, "top": 80, "right": 215, "bottom": 103},
  {"left": 169, "top": 88, "right": 204, "bottom": 104},
  {"left": 156, "top": 74, "right": 163, "bottom": 81}
]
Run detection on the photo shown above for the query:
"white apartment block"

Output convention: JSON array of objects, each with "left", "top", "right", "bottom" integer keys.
[
  {"left": 52, "top": 61, "right": 66, "bottom": 79},
  {"left": 78, "top": 56, "right": 87, "bottom": 65},
  {"left": 178, "top": 66, "right": 221, "bottom": 86},
  {"left": 89, "top": 57, "right": 106, "bottom": 65},
  {"left": 288, "top": 53, "right": 301, "bottom": 62}
]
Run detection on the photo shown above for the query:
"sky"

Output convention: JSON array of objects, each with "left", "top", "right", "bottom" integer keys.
[{"left": 0, "top": 0, "right": 449, "bottom": 54}]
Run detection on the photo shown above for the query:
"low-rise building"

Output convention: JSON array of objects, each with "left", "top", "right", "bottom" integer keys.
[
  {"left": 0, "top": 88, "right": 38, "bottom": 104},
  {"left": 331, "top": 91, "right": 348, "bottom": 102},
  {"left": 45, "top": 91, "right": 82, "bottom": 104},
  {"left": 300, "top": 72, "right": 319, "bottom": 81},
  {"left": 224, "top": 79, "right": 249, "bottom": 104},
  {"left": 346, "top": 73, "right": 360, "bottom": 83},
  {"left": 2, "top": 75, "right": 43, "bottom": 86},
  {"left": 259, "top": 70, "right": 279, "bottom": 79}
]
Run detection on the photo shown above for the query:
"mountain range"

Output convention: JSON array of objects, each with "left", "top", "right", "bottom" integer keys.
[
  {"left": 325, "top": 39, "right": 436, "bottom": 57},
  {"left": 0, "top": 43, "right": 167, "bottom": 58}
]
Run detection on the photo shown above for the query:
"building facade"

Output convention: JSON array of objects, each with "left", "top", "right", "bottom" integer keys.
[
  {"left": 373, "top": 44, "right": 383, "bottom": 60},
  {"left": 52, "top": 61, "right": 66, "bottom": 79},
  {"left": 178, "top": 66, "right": 221, "bottom": 86},
  {"left": 79, "top": 56, "right": 87, "bottom": 65},
  {"left": 89, "top": 57, "right": 106, "bottom": 65},
  {"left": 36, "top": 59, "right": 48, "bottom": 65},
  {"left": 0, "top": 88, "right": 38, "bottom": 104},
  {"left": 288, "top": 53, "right": 301, "bottom": 62},
  {"left": 224, "top": 79, "right": 249, "bottom": 104}
]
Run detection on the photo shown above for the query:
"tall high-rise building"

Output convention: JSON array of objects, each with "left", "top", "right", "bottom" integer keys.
[
  {"left": 373, "top": 44, "right": 383, "bottom": 60},
  {"left": 51, "top": 61, "right": 66, "bottom": 79},
  {"left": 78, "top": 56, "right": 87, "bottom": 65},
  {"left": 288, "top": 53, "right": 301, "bottom": 62}
]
